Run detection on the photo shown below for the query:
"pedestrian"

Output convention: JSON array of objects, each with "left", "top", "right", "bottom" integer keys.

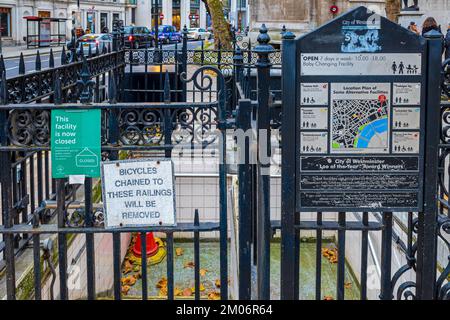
[
  {"left": 421, "top": 17, "right": 441, "bottom": 36},
  {"left": 407, "top": 21, "right": 420, "bottom": 35},
  {"left": 445, "top": 24, "right": 450, "bottom": 60}
]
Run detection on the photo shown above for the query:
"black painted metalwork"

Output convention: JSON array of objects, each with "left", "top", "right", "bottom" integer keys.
[{"left": 0, "top": 8, "right": 449, "bottom": 301}]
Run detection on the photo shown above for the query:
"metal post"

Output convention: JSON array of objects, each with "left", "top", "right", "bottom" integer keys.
[
  {"left": 253, "top": 24, "right": 274, "bottom": 300},
  {"left": 280, "top": 30, "right": 298, "bottom": 300},
  {"left": 237, "top": 98, "right": 253, "bottom": 300},
  {"left": 0, "top": 71, "right": 15, "bottom": 299},
  {"left": 154, "top": 0, "right": 160, "bottom": 47},
  {"left": 379, "top": 212, "right": 393, "bottom": 300},
  {"left": 416, "top": 30, "right": 443, "bottom": 300},
  {"left": 181, "top": 25, "right": 188, "bottom": 101}
]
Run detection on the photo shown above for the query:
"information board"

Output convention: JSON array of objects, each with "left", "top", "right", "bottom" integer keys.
[
  {"left": 295, "top": 7, "right": 426, "bottom": 212},
  {"left": 101, "top": 159, "right": 176, "bottom": 228},
  {"left": 51, "top": 109, "right": 101, "bottom": 178}
]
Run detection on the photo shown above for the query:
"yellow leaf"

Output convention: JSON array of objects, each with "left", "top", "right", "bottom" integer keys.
[
  {"left": 121, "top": 275, "right": 137, "bottom": 286},
  {"left": 121, "top": 285, "right": 131, "bottom": 295},
  {"left": 175, "top": 248, "right": 184, "bottom": 256},
  {"left": 123, "top": 260, "right": 133, "bottom": 274},
  {"left": 215, "top": 279, "right": 221, "bottom": 288},
  {"left": 344, "top": 282, "right": 352, "bottom": 289},
  {"left": 159, "top": 287, "right": 168, "bottom": 297},
  {"left": 191, "top": 283, "right": 205, "bottom": 292},
  {"left": 174, "top": 288, "right": 183, "bottom": 296},
  {"left": 208, "top": 291, "right": 220, "bottom": 300},
  {"left": 156, "top": 277, "right": 168, "bottom": 288},
  {"left": 184, "top": 261, "right": 195, "bottom": 268},
  {"left": 200, "top": 268, "right": 208, "bottom": 276}
]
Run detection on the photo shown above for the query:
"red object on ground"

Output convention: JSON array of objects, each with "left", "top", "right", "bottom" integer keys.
[{"left": 132, "top": 232, "right": 159, "bottom": 257}]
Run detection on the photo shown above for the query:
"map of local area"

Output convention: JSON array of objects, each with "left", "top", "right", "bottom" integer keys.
[{"left": 331, "top": 83, "right": 390, "bottom": 154}]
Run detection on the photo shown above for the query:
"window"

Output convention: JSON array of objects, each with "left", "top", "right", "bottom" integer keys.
[
  {"left": 131, "top": 8, "right": 136, "bottom": 24},
  {"left": 0, "top": 7, "right": 11, "bottom": 37},
  {"left": 86, "top": 12, "right": 96, "bottom": 33},
  {"left": 100, "top": 13, "right": 108, "bottom": 32},
  {"left": 113, "top": 13, "right": 120, "bottom": 27}
]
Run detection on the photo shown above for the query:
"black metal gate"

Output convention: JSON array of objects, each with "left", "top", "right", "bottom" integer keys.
[
  {"left": 0, "top": 23, "right": 233, "bottom": 300},
  {"left": 1, "top": 8, "right": 449, "bottom": 301}
]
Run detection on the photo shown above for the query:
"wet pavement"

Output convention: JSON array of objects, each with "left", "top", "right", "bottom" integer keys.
[{"left": 122, "top": 238, "right": 360, "bottom": 300}]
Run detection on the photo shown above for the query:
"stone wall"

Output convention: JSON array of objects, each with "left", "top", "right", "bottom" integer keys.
[{"left": 249, "top": 0, "right": 386, "bottom": 35}]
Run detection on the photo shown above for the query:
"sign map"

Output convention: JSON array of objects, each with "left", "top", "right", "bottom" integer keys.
[
  {"left": 294, "top": 7, "right": 426, "bottom": 212},
  {"left": 331, "top": 83, "right": 390, "bottom": 154}
]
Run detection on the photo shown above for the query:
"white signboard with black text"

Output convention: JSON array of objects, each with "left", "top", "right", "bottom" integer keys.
[
  {"left": 101, "top": 159, "right": 176, "bottom": 228},
  {"left": 300, "top": 53, "right": 422, "bottom": 76}
]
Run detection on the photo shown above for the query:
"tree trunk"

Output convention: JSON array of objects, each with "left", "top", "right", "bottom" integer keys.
[
  {"left": 385, "top": 0, "right": 401, "bottom": 23},
  {"left": 201, "top": 0, "right": 233, "bottom": 49}
]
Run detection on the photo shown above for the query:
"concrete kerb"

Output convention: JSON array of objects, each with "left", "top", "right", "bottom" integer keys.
[{"left": 2, "top": 46, "right": 64, "bottom": 60}]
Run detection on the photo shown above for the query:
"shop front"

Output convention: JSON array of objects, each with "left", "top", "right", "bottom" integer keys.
[{"left": 0, "top": 7, "right": 11, "bottom": 37}]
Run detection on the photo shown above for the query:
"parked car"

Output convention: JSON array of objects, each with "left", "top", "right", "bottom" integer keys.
[
  {"left": 152, "top": 25, "right": 182, "bottom": 44},
  {"left": 123, "top": 26, "right": 154, "bottom": 49},
  {"left": 187, "top": 28, "right": 212, "bottom": 40},
  {"left": 77, "top": 33, "right": 112, "bottom": 56}
]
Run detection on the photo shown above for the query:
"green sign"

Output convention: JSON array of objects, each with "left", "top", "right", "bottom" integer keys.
[{"left": 51, "top": 109, "right": 101, "bottom": 178}]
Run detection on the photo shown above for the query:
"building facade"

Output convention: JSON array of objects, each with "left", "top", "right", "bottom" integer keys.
[
  {"left": 132, "top": 0, "right": 221, "bottom": 31},
  {"left": 398, "top": 0, "right": 450, "bottom": 32},
  {"left": 0, "top": 0, "right": 128, "bottom": 45}
]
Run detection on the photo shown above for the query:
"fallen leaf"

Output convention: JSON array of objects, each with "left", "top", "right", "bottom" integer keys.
[
  {"left": 121, "top": 285, "right": 131, "bottom": 295},
  {"left": 134, "top": 272, "right": 142, "bottom": 280},
  {"left": 182, "top": 288, "right": 193, "bottom": 296},
  {"left": 208, "top": 291, "right": 220, "bottom": 300},
  {"left": 323, "top": 296, "right": 334, "bottom": 300},
  {"left": 191, "top": 283, "right": 205, "bottom": 292},
  {"left": 344, "top": 282, "right": 352, "bottom": 289},
  {"left": 133, "top": 265, "right": 141, "bottom": 272},
  {"left": 200, "top": 269, "right": 208, "bottom": 276},
  {"left": 184, "top": 261, "right": 195, "bottom": 268},
  {"left": 156, "top": 277, "right": 168, "bottom": 288},
  {"left": 215, "top": 279, "right": 221, "bottom": 288},
  {"left": 159, "top": 287, "right": 168, "bottom": 297},
  {"left": 176, "top": 248, "right": 184, "bottom": 256},
  {"left": 123, "top": 260, "right": 133, "bottom": 274},
  {"left": 174, "top": 288, "right": 183, "bottom": 296},
  {"left": 121, "top": 275, "right": 137, "bottom": 286}
]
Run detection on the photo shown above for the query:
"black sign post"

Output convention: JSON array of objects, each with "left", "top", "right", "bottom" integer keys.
[{"left": 281, "top": 6, "right": 442, "bottom": 299}]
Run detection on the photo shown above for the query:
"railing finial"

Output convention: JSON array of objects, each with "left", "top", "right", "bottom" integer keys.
[
  {"left": 35, "top": 50, "right": 41, "bottom": 71},
  {"left": 77, "top": 57, "right": 95, "bottom": 104}
]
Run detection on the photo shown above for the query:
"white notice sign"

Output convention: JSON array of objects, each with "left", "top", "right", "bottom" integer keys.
[
  {"left": 393, "top": 83, "right": 421, "bottom": 105},
  {"left": 301, "top": 53, "right": 422, "bottom": 76},
  {"left": 101, "top": 159, "right": 176, "bottom": 228},
  {"left": 300, "top": 107, "right": 328, "bottom": 130},
  {"left": 300, "top": 83, "right": 329, "bottom": 105},
  {"left": 392, "top": 132, "right": 420, "bottom": 154},
  {"left": 393, "top": 107, "right": 420, "bottom": 130},
  {"left": 300, "top": 132, "right": 328, "bottom": 154}
]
